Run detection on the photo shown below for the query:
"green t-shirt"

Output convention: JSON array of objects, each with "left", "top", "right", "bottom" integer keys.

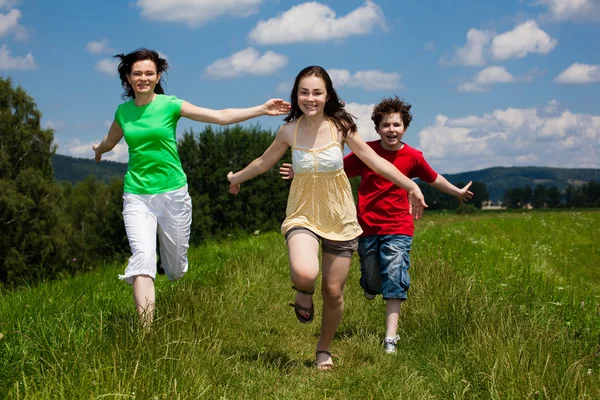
[{"left": 115, "top": 94, "right": 187, "bottom": 194}]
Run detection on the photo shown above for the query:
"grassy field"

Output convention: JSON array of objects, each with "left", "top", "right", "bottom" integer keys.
[{"left": 1, "top": 210, "right": 599, "bottom": 399}]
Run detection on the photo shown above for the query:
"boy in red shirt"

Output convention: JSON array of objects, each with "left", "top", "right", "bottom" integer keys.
[{"left": 282, "top": 96, "right": 473, "bottom": 353}]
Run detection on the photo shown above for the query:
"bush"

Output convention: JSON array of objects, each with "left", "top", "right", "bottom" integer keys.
[{"left": 455, "top": 204, "right": 477, "bottom": 215}]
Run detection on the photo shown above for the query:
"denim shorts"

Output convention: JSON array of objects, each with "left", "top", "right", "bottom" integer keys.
[{"left": 357, "top": 234, "right": 413, "bottom": 300}]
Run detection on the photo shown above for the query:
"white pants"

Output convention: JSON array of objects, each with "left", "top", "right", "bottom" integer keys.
[{"left": 119, "top": 185, "right": 192, "bottom": 284}]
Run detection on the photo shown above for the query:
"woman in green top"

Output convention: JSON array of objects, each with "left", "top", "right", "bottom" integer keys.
[{"left": 93, "top": 48, "right": 290, "bottom": 327}]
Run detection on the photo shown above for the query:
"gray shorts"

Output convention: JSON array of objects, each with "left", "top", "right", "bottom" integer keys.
[{"left": 285, "top": 227, "right": 358, "bottom": 258}]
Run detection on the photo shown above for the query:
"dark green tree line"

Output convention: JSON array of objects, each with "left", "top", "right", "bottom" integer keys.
[{"left": 503, "top": 182, "right": 600, "bottom": 209}]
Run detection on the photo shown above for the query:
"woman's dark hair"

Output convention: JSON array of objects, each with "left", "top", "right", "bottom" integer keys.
[
  {"left": 114, "top": 48, "right": 168, "bottom": 100},
  {"left": 371, "top": 96, "right": 413, "bottom": 131},
  {"left": 284, "top": 66, "right": 356, "bottom": 137}
]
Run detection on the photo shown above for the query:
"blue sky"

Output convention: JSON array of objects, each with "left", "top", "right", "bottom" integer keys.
[{"left": 1, "top": 0, "right": 599, "bottom": 173}]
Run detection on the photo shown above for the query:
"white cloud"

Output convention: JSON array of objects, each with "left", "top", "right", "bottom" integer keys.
[
  {"left": 95, "top": 58, "right": 119, "bottom": 76},
  {"left": 491, "top": 20, "right": 557, "bottom": 60},
  {"left": 62, "top": 139, "right": 129, "bottom": 163},
  {"left": 0, "top": 44, "right": 35, "bottom": 70},
  {"left": 328, "top": 68, "right": 402, "bottom": 90},
  {"left": 425, "top": 40, "right": 435, "bottom": 51},
  {"left": 555, "top": 63, "right": 600, "bottom": 84},
  {"left": 103, "top": 120, "right": 112, "bottom": 129},
  {"left": 458, "top": 66, "right": 517, "bottom": 93},
  {"left": 475, "top": 66, "right": 515, "bottom": 84},
  {"left": 204, "top": 47, "right": 287, "bottom": 79},
  {"left": 0, "top": 1, "right": 18, "bottom": 9},
  {"left": 0, "top": 8, "right": 26, "bottom": 40},
  {"left": 535, "top": 0, "right": 600, "bottom": 21},
  {"left": 85, "top": 39, "right": 114, "bottom": 55},
  {"left": 135, "top": 0, "right": 263, "bottom": 27},
  {"left": 444, "top": 20, "right": 556, "bottom": 67},
  {"left": 328, "top": 68, "right": 351, "bottom": 87},
  {"left": 345, "top": 102, "right": 377, "bottom": 141},
  {"left": 248, "top": 1, "right": 385, "bottom": 45},
  {"left": 442, "top": 28, "right": 491, "bottom": 66},
  {"left": 44, "top": 120, "right": 66, "bottom": 130},
  {"left": 417, "top": 102, "right": 600, "bottom": 173}
]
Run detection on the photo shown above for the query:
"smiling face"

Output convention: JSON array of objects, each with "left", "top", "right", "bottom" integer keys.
[
  {"left": 126, "top": 59, "right": 161, "bottom": 97},
  {"left": 297, "top": 75, "right": 329, "bottom": 117},
  {"left": 377, "top": 112, "right": 406, "bottom": 151}
]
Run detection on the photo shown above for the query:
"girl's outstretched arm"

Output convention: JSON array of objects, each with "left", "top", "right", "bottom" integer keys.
[
  {"left": 93, "top": 120, "right": 124, "bottom": 163},
  {"left": 180, "top": 99, "right": 290, "bottom": 125},
  {"left": 227, "top": 126, "right": 291, "bottom": 194},
  {"left": 345, "top": 130, "right": 428, "bottom": 219}
]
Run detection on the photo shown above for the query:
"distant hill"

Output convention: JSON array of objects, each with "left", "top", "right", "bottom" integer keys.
[
  {"left": 52, "top": 154, "right": 600, "bottom": 201},
  {"left": 52, "top": 154, "right": 127, "bottom": 184},
  {"left": 441, "top": 166, "right": 600, "bottom": 201}
]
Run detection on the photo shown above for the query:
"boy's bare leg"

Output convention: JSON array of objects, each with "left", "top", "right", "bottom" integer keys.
[{"left": 385, "top": 299, "right": 402, "bottom": 338}]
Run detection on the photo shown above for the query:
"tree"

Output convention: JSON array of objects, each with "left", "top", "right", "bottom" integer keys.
[
  {"left": 503, "top": 187, "right": 524, "bottom": 209},
  {"left": 545, "top": 186, "right": 561, "bottom": 208},
  {"left": 179, "top": 124, "right": 290, "bottom": 241},
  {"left": 469, "top": 181, "right": 489, "bottom": 209},
  {"left": 0, "top": 78, "right": 69, "bottom": 284},
  {"left": 532, "top": 184, "right": 546, "bottom": 209}
]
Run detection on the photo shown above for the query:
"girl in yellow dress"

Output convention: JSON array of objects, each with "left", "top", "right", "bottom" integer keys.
[{"left": 227, "top": 66, "right": 427, "bottom": 370}]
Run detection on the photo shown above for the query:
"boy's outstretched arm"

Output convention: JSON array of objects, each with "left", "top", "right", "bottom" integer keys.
[{"left": 429, "top": 175, "right": 473, "bottom": 203}]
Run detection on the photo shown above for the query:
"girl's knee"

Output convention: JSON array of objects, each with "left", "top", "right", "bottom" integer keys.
[{"left": 321, "top": 286, "right": 344, "bottom": 306}]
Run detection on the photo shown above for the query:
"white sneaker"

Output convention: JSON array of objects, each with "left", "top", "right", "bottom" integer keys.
[{"left": 384, "top": 335, "right": 400, "bottom": 354}]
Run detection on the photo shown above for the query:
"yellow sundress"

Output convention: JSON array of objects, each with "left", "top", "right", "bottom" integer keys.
[{"left": 281, "top": 116, "right": 363, "bottom": 241}]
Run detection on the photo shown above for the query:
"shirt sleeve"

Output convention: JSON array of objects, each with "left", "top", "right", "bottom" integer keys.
[
  {"left": 113, "top": 105, "right": 122, "bottom": 128},
  {"left": 343, "top": 152, "right": 363, "bottom": 178},
  {"left": 415, "top": 151, "right": 438, "bottom": 183},
  {"left": 168, "top": 95, "right": 184, "bottom": 119}
]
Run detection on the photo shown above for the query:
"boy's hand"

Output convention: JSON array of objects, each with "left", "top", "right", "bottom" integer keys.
[
  {"left": 280, "top": 163, "right": 294, "bottom": 180},
  {"left": 408, "top": 188, "right": 428, "bottom": 220},
  {"left": 227, "top": 171, "right": 240, "bottom": 195},
  {"left": 457, "top": 181, "right": 474, "bottom": 203}
]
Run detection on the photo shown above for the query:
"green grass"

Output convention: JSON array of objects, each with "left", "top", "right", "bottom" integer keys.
[{"left": 1, "top": 210, "right": 599, "bottom": 399}]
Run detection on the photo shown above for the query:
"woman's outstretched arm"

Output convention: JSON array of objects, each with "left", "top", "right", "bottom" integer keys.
[{"left": 180, "top": 99, "right": 290, "bottom": 125}]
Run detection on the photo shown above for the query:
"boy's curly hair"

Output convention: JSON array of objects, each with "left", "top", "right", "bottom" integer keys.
[{"left": 371, "top": 96, "right": 413, "bottom": 131}]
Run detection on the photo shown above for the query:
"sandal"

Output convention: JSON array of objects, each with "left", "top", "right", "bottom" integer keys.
[
  {"left": 288, "top": 285, "right": 314, "bottom": 324},
  {"left": 315, "top": 350, "right": 334, "bottom": 370}
]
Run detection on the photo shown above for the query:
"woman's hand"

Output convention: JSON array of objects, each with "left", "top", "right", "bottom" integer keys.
[
  {"left": 262, "top": 99, "right": 291, "bottom": 116},
  {"left": 227, "top": 171, "right": 240, "bottom": 195}
]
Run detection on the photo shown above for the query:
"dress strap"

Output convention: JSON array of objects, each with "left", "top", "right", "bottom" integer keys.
[
  {"left": 327, "top": 118, "right": 339, "bottom": 144},
  {"left": 293, "top": 115, "right": 303, "bottom": 147}
]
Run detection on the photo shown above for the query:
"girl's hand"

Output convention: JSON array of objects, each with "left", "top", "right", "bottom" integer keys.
[
  {"left": 263, "top": 99, "right": 291, "bottom": 116},
  {"left": 279, "top": 163, "right": 294, "bottom": 180},
  {"left": 227, "top": 171, "right": 240, "bottom": 195},
  {"left": 408, "top": 188, "right": 428, "bottom": 220}
]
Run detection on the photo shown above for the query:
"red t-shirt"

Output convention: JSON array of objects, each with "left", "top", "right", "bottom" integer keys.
[{"left": 344, "top": 141, "right": 438, "bottom": 237}]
